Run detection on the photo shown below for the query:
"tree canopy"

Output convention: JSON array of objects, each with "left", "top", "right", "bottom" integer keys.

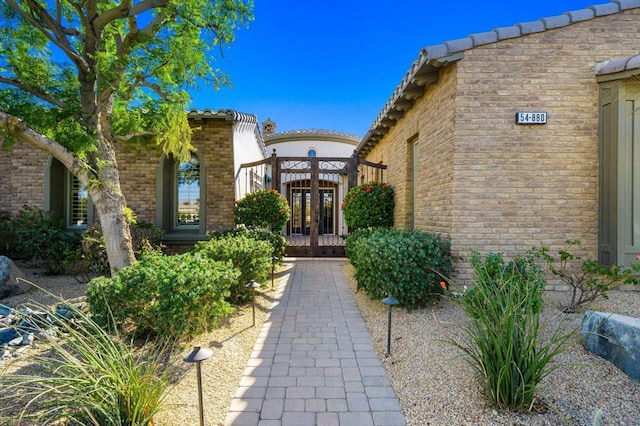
[{"left": 0, "top": 0, "right": 253, "bottom": 271}]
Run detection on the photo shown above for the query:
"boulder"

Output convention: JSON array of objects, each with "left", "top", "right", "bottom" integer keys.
[
  {"left": 0, "top": 256, "right": 30, "bottom": 299},
  {"left": 582, "top": 310, "right": 640, "bottom": 382}
]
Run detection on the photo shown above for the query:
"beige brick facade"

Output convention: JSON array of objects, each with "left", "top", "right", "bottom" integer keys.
[
  {"left": 0, "top": 113, "right": 261, "bottom": 249},
  {"left": 359, "top": 7, "right": 640, "bottom": 283}
]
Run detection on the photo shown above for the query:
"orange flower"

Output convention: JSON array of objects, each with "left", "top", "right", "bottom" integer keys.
[{"left": 440, "top": 281, "right": 447, "bottom": 289}]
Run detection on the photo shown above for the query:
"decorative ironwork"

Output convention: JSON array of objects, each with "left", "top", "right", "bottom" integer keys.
[{"left": 237, "top": 153, "right": 387, "bottom": 257}]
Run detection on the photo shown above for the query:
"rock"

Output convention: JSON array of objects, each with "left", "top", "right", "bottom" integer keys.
[
  {"left": 582, "top": 311, "right": 640, "bottom": 382},
  {"left": 0, "top": 256, "right": 30, "bottom": 299},
  {"left": 0, "top": 327, "right": 20, "bottom": 344}
]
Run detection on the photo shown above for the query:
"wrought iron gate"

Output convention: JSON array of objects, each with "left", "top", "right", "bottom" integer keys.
[{"left": 237, "top": 152, "right": 386, "bottom": 257}]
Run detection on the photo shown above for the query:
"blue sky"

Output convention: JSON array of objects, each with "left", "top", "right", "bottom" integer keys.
[{"left": 190, "top": 0, "right": 601, "bottom": 137}]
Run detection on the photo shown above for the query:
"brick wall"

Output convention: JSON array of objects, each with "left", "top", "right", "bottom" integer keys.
[
  {"left": 365, "top": 9, "right": 640, "bottom": 284},
  {"left": 0, "top": 140, "right": 49, "bottom": 216},
  {"left": 2, "top": 116, "right": 238, "bottom": 237},
  {"left": 195, "top": 118, "right": 236, "bottom": 231}
]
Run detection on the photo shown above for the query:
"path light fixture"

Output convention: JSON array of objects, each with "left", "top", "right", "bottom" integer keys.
[
  {"left": 271, "top": 256, "right": 277, "bottom": 289},
  {"left": 381, "top": 295, "right": 399, "bottom": 357},
  {"left": 183, "top": 346, "right": 213, "bottom": 426},
  {"left": 246, "top": 280, "right": 261, "bottom": 327}
]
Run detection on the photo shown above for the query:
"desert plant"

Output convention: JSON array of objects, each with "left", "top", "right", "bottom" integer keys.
[
  {"left": 540, "top": 240, "right": 640, "bottom": 312},
  {"left": 194, "top": 233, "right": 272, "bottom": 303},
  {"left": 87, "top": 251, "right": 235, "bottom": 340},
  {"left": 234, "top": 189, "right": 290, "bottom": 233},
  {"left": 341, "top": 181, "right": 394, "bottom": 230},
  {"left": 346, "top": 228, "right": 451, "bottom": 309},
  {"left": 453, "top": 250, "right": 572, "bottom": 412},
  {"left": 0, "top": 301, "right": 171, "bottom": 425}
]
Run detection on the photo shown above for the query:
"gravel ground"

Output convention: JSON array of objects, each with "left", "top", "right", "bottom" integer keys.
[
  {"left": 2, "top": 261, "right": 640, "bottom": 426},
  {"left": 343, "top": 264, "right": 640, "bottom": 426},
  {"left": 0, "top": 263, "right": 278, "bottom": 426}
]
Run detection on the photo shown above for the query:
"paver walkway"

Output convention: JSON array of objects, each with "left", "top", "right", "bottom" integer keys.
[{"left": 224, "top": 258, "right": 406, "bottom": 426}]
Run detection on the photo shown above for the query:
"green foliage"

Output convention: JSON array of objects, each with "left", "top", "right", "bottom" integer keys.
[
  {"left": 79, "top": 221, "right": 165, "bottom": 276},
  {"left": 453, "top": 250, "right": 571, "bottom": 412},
  {"left": 194, "top": 233, "right": 272, "bottom": 303},
  {"left": 0, "top": 1, "right": 254, "bottom": 272},
  {"left": 341, "top": 181, "right": 394, "bottom": 230},
  {"left": 0, "top": 211, "right": 16, "bottom": 257},
  {"left": 0, "top": 301, "right": 170, "bottom": 425},
  {"left": 540, "top": 240, "right": 640, "bottom": 312},
  {"left": 0, "top": 1, "right": 254, "bottom": 155},
  {"left": 208, "top": 224, "right": 287, "bottom": 263},
  {"left": 346, "top": 228, "right": 452, "bottom": 310},
  {"left": 10, "top": 206, "right": 81, "bottom": 274},
  {"left": 234, "top": 189, "right": 291, "bottom": 233},
  {"left": 87, "top": 251, "right": 235, "bottom": 340}
]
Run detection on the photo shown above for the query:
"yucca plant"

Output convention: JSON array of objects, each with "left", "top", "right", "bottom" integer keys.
[
  {"left": 0, "top": 297, "right": 172, "bottom": 425},
  {"left": 453, "top": 250, "right": 573, "bottom": 411}
]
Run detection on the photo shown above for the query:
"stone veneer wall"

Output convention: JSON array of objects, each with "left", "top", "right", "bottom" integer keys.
[{"left": 365, "top": 8, "right": 640, "bottom": 284}]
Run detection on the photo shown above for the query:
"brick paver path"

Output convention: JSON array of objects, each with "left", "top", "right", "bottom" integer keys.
[{"left": 224, "top": 258, "right": 406, "bottom": 426}]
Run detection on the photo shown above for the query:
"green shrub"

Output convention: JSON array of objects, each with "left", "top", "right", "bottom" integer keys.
[
  {"left": 87, "top": 251, "right": 235, "bottom": 340},
  {"left": 0, "top": 301, "right": 170, "bottom": 425},
  {"left": 208, "top": 225, "right": 287, "bottom": 263},
  {"left": 0, "top": 211, "right": 16, "bottom": 257},
  {"left": 453, "top": 250, "right": 571, "bottom": 412},
  {"left": 341, "top": 181, "right": 394, "bottom": 230},
  {"left": 540, "top": 240, "right": 640, "bottom": 312},
  {"left": 346, "top": 228, "right": 452, "bottom": 310},
  {"left": 194, "top": 234, "right": 272, "bottom": 303},
  {"left": 12, "top": 205, "right": 81, "bottom": 274},
  {"left": 80, "top": 220, "right": 165, "bottom": 275},
  {"left": 234, "top": 189, "right": 291, "bottom": 233},
  {"left": 344, "top": 228, "right": 374, "bottom": 272}
]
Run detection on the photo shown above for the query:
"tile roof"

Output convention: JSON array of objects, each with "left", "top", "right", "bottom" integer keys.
[
  {"left": 187, "top": 109, "right": 259, "bottom": 124},
  {"left": 595, "top": 54, "right": 640, "bottom": 77},
  {"left": 264, "top": 129, "right": 360, "bottom": 145},
  {"left": 357, "top": 0, "right": 640, "bottom": 155}
]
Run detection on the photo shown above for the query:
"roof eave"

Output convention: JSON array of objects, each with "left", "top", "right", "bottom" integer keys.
[{"left": 356, "top": 52, "right": 464, "bottom": 156}]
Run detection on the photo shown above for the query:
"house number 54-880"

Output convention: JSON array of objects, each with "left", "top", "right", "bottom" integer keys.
[{"left": 515, "top": 112, "right": 547, "bottom": 124}]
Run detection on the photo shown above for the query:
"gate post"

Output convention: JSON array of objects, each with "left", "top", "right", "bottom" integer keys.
[
  {"left": 310, "top": 158, "right": 319, "bottom": 255},
  {"left": 271, "top": 149, "right": 280, "bottom": 192},
  {"left": 348, "top": 151, "right": 359, "bottom": 190}
]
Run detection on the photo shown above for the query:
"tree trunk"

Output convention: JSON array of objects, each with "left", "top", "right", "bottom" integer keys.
[
  {"left": 0, "top": 112, "right": 136, "bottom": 273},
  {"left": 91, "top": 186, "right": 136, "bottom": 273}
]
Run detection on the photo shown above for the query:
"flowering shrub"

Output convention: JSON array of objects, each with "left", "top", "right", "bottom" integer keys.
[
  {"left": 341, "top": 181, "right": 394, "bottom": 230},
  {"left": 234, "top": 189, "right": 290, "bottom": 233}
]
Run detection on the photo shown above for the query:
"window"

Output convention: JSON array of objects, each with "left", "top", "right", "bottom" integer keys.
[
  {"left": 158, "top": 152, "right": 205, "bottom": 236},
  {"left": 68, "top": 174, "right": 90, "bottom": 227},
  {"left": 175, "top": 156, "right": 200, "bottom": 228},
  {"left": 45, "top": 157, "right": 93, "bottom": 229}
]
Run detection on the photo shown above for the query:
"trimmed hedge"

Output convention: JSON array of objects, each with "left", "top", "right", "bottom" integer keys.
[
  {"left": 208, "top": 225, "right": 286, "bottom": 263},
  {"left": 193, "top": 233, "right": 272, "bottom": 303},
  {"left": 346, "top": 228, "right": 452, "bottom": 310},
  {"left": 87, "top": 251, "right": 236, "bottom": 340}
]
